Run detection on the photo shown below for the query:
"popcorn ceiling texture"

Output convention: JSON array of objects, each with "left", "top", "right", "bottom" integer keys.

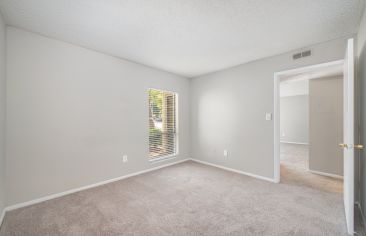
[{"left": 0, "top": 0, "right": 363, "bottom": 77}]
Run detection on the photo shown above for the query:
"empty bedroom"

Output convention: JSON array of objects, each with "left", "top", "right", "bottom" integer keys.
[{"left": 0, "top": 0, "right": 366, "bottom": 235}]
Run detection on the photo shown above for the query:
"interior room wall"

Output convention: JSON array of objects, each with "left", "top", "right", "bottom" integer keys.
[
  {"left": 0, "top": 13, "right": 6, "bottom": 218},
  {"left": 358, "top": 6, "right": 366, "bottom": 224},
  {"left": 280, "top": 79, "right": 309, "bottom": 97},
  {"left": 6, "top": 27, "right": 191, "bottom": 205},
  {"left": 190, "top": 37, "right": 349, "bottom": 179},
  {"left": 280, "top": 80, "right": 309, "bottom": 144},
  {"left": 308, "top": 76, "right": 343, "bottom": 176},
  {"left": 280, "top": 95, "right": 309, "bottom": 144}
]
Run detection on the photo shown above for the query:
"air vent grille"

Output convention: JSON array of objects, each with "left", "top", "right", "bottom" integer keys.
[
  {"left": 293, "top": 50, "right": 311, "bottom": 60},
  {"left": 293, "top": 53, "right": 302, "bottom": 60},
  {"left": 301, "top": 50, "right": 311, "bottom": 57}
]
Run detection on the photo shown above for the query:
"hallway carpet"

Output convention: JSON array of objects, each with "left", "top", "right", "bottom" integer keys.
[
  {"left": 280, "top": 143, "right": 343, "bottom": 193},
  {"left": 0, "top": 160, "right": 346, "bottom": 235}
]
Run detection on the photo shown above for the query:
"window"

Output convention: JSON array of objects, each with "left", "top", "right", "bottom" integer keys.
[{"left": 148, "top": 89, "right": 178, "bottom": 160}]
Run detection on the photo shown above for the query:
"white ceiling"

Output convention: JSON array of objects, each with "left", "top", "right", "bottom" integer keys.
[{"left": 0, "top": 0, "right": 364, "bottom": 77}]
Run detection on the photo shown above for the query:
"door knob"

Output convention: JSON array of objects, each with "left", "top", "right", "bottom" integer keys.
[
  {"left": 354, "top": 144, "right": 364, "bottom": 150},
  {"left": 339, "top": 143, "right": 348, "bottom": 148}
]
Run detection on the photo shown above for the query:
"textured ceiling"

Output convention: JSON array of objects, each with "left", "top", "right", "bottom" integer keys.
[{"left": 0, "top": 0, "right": 364, "bottom": 77}]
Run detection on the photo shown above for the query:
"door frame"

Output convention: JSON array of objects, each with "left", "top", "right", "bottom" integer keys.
[{"left": 273, "top": 60, "right": 344, "bottom": 183}]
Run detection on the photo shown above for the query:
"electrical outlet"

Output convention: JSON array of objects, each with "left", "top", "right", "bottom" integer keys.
[
  {"left": 223, "top": 150, "right": 228, "bottom": 157},
  {"left": 123, "top": 155, "right": 128, "bottom": 163}
]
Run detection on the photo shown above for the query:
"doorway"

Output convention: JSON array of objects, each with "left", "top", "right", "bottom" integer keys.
[
  {"left": 274, "top": 38, "right": 356, "bottom": 234},
  {"left": 274, "top": 60, "right": 345, "bottom": 183},
  {"left": 279, "top": 72, "right": 343, "bottom": 193}
]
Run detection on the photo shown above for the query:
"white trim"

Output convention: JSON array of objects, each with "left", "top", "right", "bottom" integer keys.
[
  {"left": 274, "top": 60, "right": 344, "bottom": 77},
  {"left": 344, "top": 38, "right": 355, "bottom": 235},
  {"left": 274, "top": 60, "right": 345, "bottom": 184},
  {"left": 274, "top": 69, "right": 281, "bottom": 183},
  {"left": 149, "top": 155, "right": 178, "bottom": 163},
  {"left": 308, "top": 169, "right": 343, "bottom": 179},
  {"left": 190, "top": 158, "right": 276, "bottom": 183},
  {"left": 5, "top": 159, "right": 190, "bottom": 212},
  {"left": 280, "top": 141, "right": 309, "bottom": 145}
]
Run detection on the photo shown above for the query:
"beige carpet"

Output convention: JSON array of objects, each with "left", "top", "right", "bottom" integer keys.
[
  {"left": 0, "top": 160, "right": 347, "bottom": 236},
  {"left": 280, "top": 143, "right": 343, "bottom": 193}
]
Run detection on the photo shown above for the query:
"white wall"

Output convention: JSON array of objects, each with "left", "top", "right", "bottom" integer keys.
[
  {"left": 309, "top": 76, "right": 343, "bottom": 176},
  {"left": 280, "top": 80, "right": 309, "bottom": 97},
  {"left": 2, "top": 25, "right": 356, "bottom": 206},
  {"left": 0, "top": 13, "right": 6, "bottom": 216},
  {"left": 6, "top": 27, "right": 191, "bottom": 205},
  {"left": 280, "top": 95, "right": 309, "bottom": 144},
  {"left": 190, "top": 37, "right": 349, "bottom": 179}
]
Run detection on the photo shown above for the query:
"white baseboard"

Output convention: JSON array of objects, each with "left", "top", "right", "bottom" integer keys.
[
  {"left": 280, "top": 141, "right": 309, "bottom": 145},
  {"left": 308, "top": 169, "right": 343, "bottom": 179},
  {"left": 5, "top": 158, "right": 190, "bottom": 212},
  {"left": 190, "top": 158, "right": 276, "bottom": 183},
  {"left": 4, "top": 158, "right": 275, "bottom": 215}
]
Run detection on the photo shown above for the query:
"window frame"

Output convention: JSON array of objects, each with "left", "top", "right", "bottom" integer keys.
[{"left": 148, "top": 88, "right": 179, "bottom": 162}]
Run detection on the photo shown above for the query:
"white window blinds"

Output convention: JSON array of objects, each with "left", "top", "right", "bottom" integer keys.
[{"left": 149, "top": 89, "right": 177, "bottom": 159}]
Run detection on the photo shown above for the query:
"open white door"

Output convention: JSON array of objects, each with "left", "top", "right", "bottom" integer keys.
[{"left": 342, "top": 38, "right": 355, "bottom": 235}]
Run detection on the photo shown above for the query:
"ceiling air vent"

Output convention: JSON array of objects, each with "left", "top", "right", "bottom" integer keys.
[
  {"left": 293, "top": 50, "right": 311, "bottom": 60},
  {"left": 293, "top": 53, "right": 302, "bottom": 60},
  {"left": 301, "top": 50, "right": 311, "bottom": 57}
]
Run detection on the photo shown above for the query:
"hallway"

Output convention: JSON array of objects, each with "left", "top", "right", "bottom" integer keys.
[{"left": 280, "top": 143, "right": 343, "bottom": 193}]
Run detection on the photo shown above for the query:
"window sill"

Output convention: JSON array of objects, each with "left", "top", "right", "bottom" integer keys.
[{"left": 149, "top": 154, "right": 178, "bottom": 164}]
